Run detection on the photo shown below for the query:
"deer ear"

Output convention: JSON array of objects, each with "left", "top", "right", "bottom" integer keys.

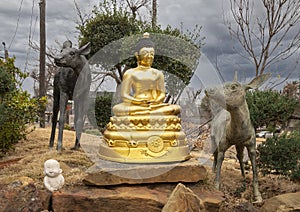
[
  {"left": 62, "top": 40, "right": 72, "bottom": 49},
  {"left": 79, "top": 42, "right": 91, "bottom": 55},
  {"left": 233, "top": 71, "right": 238, "bottom": 81},
  {"left": 246, "top": 73, "right": 272, "bottom": 90}
]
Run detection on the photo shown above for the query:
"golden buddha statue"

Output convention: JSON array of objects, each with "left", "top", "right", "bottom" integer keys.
[{"left": 99, "top": 33, "right": 191, "bottom": 163}]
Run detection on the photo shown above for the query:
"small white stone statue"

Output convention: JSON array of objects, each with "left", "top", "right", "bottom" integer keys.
[{"left": 43, "top": 159, "right": 65, "bottom": 192}]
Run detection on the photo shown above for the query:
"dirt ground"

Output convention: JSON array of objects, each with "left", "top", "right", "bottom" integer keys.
[{"left": 0, "top": 127, "right": 299, "bottom": 211}]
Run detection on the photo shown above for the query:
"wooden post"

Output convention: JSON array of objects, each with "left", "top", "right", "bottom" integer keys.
[
  {"left": 39, "top": 0, "right": 46, "bottom": 128},
  {"left": 152, "top": 0, "right": 157, "bottom": 29}
]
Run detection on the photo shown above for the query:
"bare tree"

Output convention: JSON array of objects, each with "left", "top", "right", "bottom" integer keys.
[
  {"left": 125, "top": 0, "right": 150, "bottom": 19},
  {"left": 74, "top": 0, "right": 91, "bottom": 32},
  {"left": 30, "top": 58, "right": 56, "bottom": 99},
  {"left": 29, "top": 40, "right": 60, "bottom": 99},
  {"left": 226, "top": 0, "right": 300, "bottom": 76}
]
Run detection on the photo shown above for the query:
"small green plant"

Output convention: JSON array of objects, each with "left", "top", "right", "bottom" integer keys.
[
  {"left": 64, "top": 124, "right": 73, "bottom": 131},
  {"left": 87, "top": 92, "right": 113, "bottom": 133},
  {"left": 257, "top": 131, "right": 300, "bottom": 181}
]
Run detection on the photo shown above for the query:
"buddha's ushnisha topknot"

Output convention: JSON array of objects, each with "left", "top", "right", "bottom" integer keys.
[{"left": 135, "top": 32, "right": 154, "bottom": 53}]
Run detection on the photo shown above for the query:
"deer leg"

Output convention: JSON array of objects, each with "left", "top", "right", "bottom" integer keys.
[
  {"left": 72, "top": 98, "right": 85, "bottom": 150},
  {"left": 246, "top": 140, "right": 262, "bottom": 203},
  {"left": 49, "top": 94, "right": 59, "bottom": 148},
  {"left": 214, "top": 142, "right": 231, "bottom": 190},
  {"left": 212, "top": 150, "right": 218, "bottom": 173},
  {"left": 211, "top": 136, "right": 218, "bottom": 172},
  {"left": 57, "top": 92, "right": 68, "bottom": 152},
  {"left": 49, "top": 75, "right": 60, "bottom": 148},
  {"left": 236, "top": 145, "right": 245, "bottom": 177},
  {"left": 214, "top": 150, "right": 225, "bottom": 190}
]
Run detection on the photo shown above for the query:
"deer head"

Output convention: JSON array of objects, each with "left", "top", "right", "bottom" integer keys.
[
  {"left": 205, "top": 73, "right": 271, "bottom": 110},
  {"left": 54, "top": 40, "right": 91, "bottom": 71}
]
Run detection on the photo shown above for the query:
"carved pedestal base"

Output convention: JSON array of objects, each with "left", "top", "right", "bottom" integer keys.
[{"left": 99, "top": 115, "right": 191, "bottom": 163}]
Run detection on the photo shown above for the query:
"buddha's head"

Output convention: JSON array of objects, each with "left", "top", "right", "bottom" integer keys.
[
  {"left": 135, "top": 32, "right": 155, "bottom": 67},
  {"left": 44, "top": 159, "right": 62, "bottom": 178}
]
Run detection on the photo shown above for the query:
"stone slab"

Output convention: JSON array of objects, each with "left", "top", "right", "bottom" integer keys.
[
  {"left": 52, "top": 184, "right": 224, "bottom": 212},
  {"left": 83, "top": 157, "right": 207, "bottom": 186},
  {"left": 260, "top": 191, "right": 300, "bottom": 212}
]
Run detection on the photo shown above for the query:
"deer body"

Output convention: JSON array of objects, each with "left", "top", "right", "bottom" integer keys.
[
  {"left": 205, "top": 74, "right": 271, "bottom": 203},
  {"left": 49, "top": 41, "right": 91, "bottom": 151}
]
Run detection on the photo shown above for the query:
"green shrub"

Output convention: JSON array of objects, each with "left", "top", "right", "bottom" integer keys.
[
  {"left": 64, "top": 124, "right": 73, "bottom": 131},
  {"left": 0, "top": 65, "right": 15, "bottom": 97},
  {"left": 246, "top": 90, "right": 298, "bottom": 130},
  {"left": 257, "top": 131, "right": 300, "bottom": 181},
  {"left": 0, "top": 58, "right": 46, "bottom": 154},
  {"left": 87, "top": 92, "right": 113, "bottom": 133}
]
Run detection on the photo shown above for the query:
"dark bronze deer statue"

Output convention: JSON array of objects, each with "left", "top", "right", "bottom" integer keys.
[
  {"left": 205, "top": 73, "right": 271, "bottom": 203},
  {"left": 49, "top": 40, "right": 91, "bottom": 151}
]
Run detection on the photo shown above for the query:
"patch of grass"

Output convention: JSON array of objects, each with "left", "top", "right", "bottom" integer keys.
[{"left": 0, "top": 127, "right": 93, "bottom": 188}]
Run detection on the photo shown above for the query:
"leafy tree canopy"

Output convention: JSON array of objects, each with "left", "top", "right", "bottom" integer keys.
[{"left": 77, "top": 0, "right": 203, "bottom": 102}]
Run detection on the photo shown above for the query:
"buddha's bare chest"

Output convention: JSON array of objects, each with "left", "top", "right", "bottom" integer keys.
[{"left": 132, "top": 71, "right": 159, "bottom": 84}]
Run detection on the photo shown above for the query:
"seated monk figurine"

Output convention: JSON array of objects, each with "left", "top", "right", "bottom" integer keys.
[
  {"left": 43, "top": 159, "right": 64, "bottom": 192},
  {"left": 113, "top": 32, "right": 180, "bottom": 116},
  {"left": 99, "top": 33, "right": 190, "bottom": 163}
]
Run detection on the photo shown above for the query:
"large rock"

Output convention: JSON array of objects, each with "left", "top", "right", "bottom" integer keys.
[
  {"left": 162, "top": 183, "right": 204, "bottom": 212},
  {"left": 52, "top": 185, "right": 167, "bottom": 212},
  {"left": 260, "top": 192, "right": 300, "bottom": 212},
  {"left": 0, "top": 178, "right": 51, "bottom": 212},
  {"left": 52, "top": 183, "right": 224, "bottom": 212},
  {"left": 194, "top": 189, "right": 225, "bottom": 212},
  {"left": 83, "top": 158, "right": 207, "bottom": 186}
]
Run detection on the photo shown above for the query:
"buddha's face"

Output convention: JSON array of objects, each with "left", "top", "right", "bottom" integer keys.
[
  {"left": 44, "top": 159, "right": 62, "bottom": 178},
  {"left": 137, "top": 47, "right": 155, "bottom": 67}
]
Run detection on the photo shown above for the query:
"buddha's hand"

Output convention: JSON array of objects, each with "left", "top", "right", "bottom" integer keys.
[
  {"left": 147, "top": 99, "right": 157, "bottom": 104},
  {"left": 132, "top": 98, "right": 149, "bottom": 105}
]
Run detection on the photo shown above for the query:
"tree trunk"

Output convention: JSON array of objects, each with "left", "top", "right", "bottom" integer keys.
[{"left": 39, "top": 0, "right": 46, "bottom": 128}]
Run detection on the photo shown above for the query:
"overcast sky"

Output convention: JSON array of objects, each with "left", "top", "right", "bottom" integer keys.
[{"left": 0, "top": 0, "right": 299, "bottom": 93}]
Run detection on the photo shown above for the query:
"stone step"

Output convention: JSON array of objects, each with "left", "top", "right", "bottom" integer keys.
[
  {"left": 83, "top": 158, "right": 207, "bottom": 186},
  {"left": 52, "top": 183, "right": 225, "bottom": 212}
]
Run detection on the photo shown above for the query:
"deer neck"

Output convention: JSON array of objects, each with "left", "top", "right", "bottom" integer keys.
[
  {"left": 227, "top": 102, "right": 252, "bottom": 137},
  {"left": 73, "top": 56, "right": 87, "bottom": 76}
]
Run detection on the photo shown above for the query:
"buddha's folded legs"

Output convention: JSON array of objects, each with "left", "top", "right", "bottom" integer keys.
[{"left": 112, "top": 102, "right": 181, "bottom": 116}]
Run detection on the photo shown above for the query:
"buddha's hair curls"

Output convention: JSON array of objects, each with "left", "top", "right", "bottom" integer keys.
[{"left": 135, "top": 32, "right": 154, "bottom": 53}]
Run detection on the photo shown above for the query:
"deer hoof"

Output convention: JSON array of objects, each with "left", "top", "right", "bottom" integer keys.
[
  {"left": 71, "top": 145, "right": 80, "bottom": 151},
  {"left": 56, "top": 146, "right": 64, "bottom": 152},
  {"left": 214, "top": 182, "right": 220, "bottom": 190},
  {"left": 253, "top": 195, "right": 263, "bottom": 203}
]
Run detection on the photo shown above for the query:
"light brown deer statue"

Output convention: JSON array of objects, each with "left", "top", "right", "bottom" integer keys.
[{"left": 205, "top": 73, "right": 271, "bottom": 203}]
